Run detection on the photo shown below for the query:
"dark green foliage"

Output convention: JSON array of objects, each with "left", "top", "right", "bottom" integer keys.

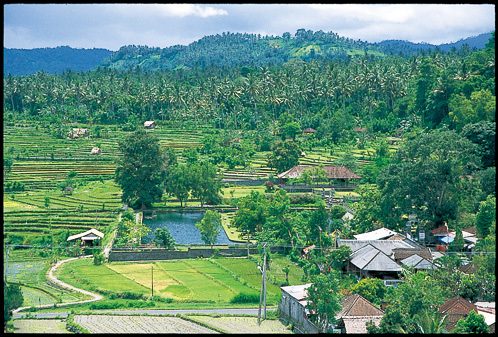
[
  {"left": 350, "top": 278, "right": 387, "bottom": 306},
  {"left": 4, "top": 282, "right": 23, "bottom": 324},
  {"left": 268, "top": 140, "right": 301, "bottom": 173},
  {"left": 306, "top": 271, "right": 343, "bottom": 332},
  {"left": 461, "top": 121, "right": 495, "bottom": 168},
  {"left": 195, "top": 210, "right": 222, "bottom": 247},
  {"left": 233, "top": 191, "right": 268, "bottom": 237},
  {"left": 115, "top": 130, "right": 168, "bottom": 209},
  {"left": 154, "top": 228, "right": 175, "bottom": 249},
  {"left": 454, "top": 310, "right": 489, "bottom": 333},
  {"left": 93, "top": 250, "right": 105, "bottom": 265},
  {"left": 373, "top": 271, "right": 448, "bottom": 333},
  {"left": 378, "top": 129, "right": 480, "bottom": 229},
  {"left": 230, "top": 292, "right": 260, "bottom": 304},
  {"left": 476, "top": 195, "right": 496, "bottom": 238}
]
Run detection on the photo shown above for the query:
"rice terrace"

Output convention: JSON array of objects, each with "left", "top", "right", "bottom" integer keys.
[{"left": 3, "top": 3, "right": 496, "bottom": 335}]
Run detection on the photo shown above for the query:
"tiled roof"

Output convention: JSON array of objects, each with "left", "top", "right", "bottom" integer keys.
[
  {"left": 439, "top": 296, "right": 477, "bottom": 315},
  {"left": 400, "top": 254, "right": 436, "bottom": 270},
  {"left": 393, "top": 247, "right": 433, "bottom": 261},
  {"left": 277, "top": 165, "right": 360, "bottom": 179},
  {"left": 349, "top": 245, "right": 402, "bottom": 272},
  {"left": 431, "top": 224, "right": 450, "bottom": 235},
  {"left": 462, "top": 226, "right": 477, "bottom": 235},
  {"left": 338, "top": 294, "right": 384, "bottom": 318},
  {"left": 338, "top": 239, "right": 417, "bottom": 256},
  {"left": 458, "top": 263, "right": 476, "bottom": 274},
  {"left": 354, "top": 228, "right": 398, "bottom": 241},
  {"left": 439, "top": 297, "right": 478, "bottom": 331}
]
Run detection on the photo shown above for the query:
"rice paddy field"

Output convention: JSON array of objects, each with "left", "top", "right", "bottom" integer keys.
[
  {"left": 187, "top": 315, "right": 292, "bottom": 334},
  {"left": 56, "top": 255, "right": 304, "bottom": 305},
  {"left": 6, "top": 253, "right": 90, "bottom": 307},
  {"left": 74, "top": 315, "right": 218, "bottom": 334},
  {"left": 11, "top": 319, "right": 70, "bottom": 334}
]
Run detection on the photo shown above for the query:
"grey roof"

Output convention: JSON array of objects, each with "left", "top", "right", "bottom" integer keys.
[
  {"left": 401, "top": 254, "right": 436, "bottom": 270},
  {"left": 338, "top": 239, "right": 417, "bottom": 257},
  {"left": 349, "top": 244, "right": 402, "bottom": 272},
  {"left": 280, "top": 283, "right": 312, "bottom": 301},
  {"left": 354, "top": 228, "right": 398, "bottom": 240}
]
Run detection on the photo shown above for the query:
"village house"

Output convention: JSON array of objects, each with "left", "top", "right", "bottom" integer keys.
[
  {"left": 279, "top": 283, "right": 319, "bottom": 333},
  {"left": 279, "top": 284, "right": 384, "bottom": 334},
  {"left": 335, "top": 294, "right": 384, "bottom": 334},
  {"left": 438, "top": 296, "right": 478, "bottom": 331},
  {"left": 430, "top": 224, "right": 479, "bottom": 252},
  {"left": 68, "top": 128, "right": 89, "bottom": 139},
  {"left": 337, "top": 228, "right": 440, "bottom": 284},
  {"left": 144, "top": 120, "right": 156, "bottom": 129},
  {"left": 67, "top": 228, "right": 104, "bottom": 246},
  {"left": 277, "top": 165, "right": 361, "bottom": 189}
]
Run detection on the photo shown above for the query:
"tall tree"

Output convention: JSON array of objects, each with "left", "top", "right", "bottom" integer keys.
[
  {"left": 378, "top": 129, "right": 480, "bottom": 230},
  {"left": 115, "top": 130, "right": 168, "bottom": 209},
  {"left": 268, "top": 139, "right": 301, "bottom": 173},
  {"left": 306, "top": 271, "right": 343, "bottom": 333},
  {"left": 195, "top": 210, "right": 222, "bottom": 248}
]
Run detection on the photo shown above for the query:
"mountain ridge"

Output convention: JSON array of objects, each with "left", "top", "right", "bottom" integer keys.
[{"left": 4, "top": 30, "right": 493, "bottom": 76}]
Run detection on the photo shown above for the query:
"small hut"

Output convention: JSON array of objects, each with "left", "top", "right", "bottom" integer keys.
[
  {"left": 303, "top": 127, "right": 317, "bottom": 135},
  {"left": 90, "top": 147, "right": 101, "bottom": 155},
  {"left": 63, "top": 186, "right": 74, "bottom": 196},
  {"left": 67, "top": 228, "right": 104, "bottom": 246},
  {"left": 68, "top": 128, "right": 89, "bottom": 139},
  {"left": 144, "top": 121, "right": 156, "bottom": 129}
]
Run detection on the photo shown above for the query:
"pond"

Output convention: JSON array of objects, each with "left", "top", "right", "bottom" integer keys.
[{"left": 142, "top": 212, "right": 237, "bottom": 245}]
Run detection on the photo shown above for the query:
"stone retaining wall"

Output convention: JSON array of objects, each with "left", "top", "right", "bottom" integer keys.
[{"left": 108, "top": 246, "right": 287, "bottom": 262}]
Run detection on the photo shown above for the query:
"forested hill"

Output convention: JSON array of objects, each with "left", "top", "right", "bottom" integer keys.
[
  {"left": 104, "top": 30, "right": 493, "bottom": 71},
  {"left": 3, "top": 30, "right": 493, "bottom": 76},
  {"left": 374, "top": 32, "right": 493, "bottom": 55},
  {"left": 3, "top": 46, "right": 113, "bottom": 76}
]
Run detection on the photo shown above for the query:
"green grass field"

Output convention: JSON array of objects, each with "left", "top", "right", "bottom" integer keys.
[{"left": 57, "top": 255, "right": 304, "bottom": 306}]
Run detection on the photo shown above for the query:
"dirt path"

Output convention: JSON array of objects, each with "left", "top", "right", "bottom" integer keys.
[{"left": 12, "top": 255, "right": 103, "bottom": 314}]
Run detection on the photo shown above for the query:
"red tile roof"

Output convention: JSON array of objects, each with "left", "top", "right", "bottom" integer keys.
[
  {"left": 338, "top": 294, "right": 384, "bottom": 318},
  {"left": 277, "top": 165, "right": 361, "bottom": 179},
  {"left": 439, "top": 297, "right": 477, "bottom": 331},
  {"left": 431, "top": 224, "right": 450, "bottom": 235}
]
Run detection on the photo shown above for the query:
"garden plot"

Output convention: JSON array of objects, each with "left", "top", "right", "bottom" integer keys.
[
  {"left": 12, "top": 319, "right": 69, "bottom": 334},
  {"left": 187, "top": 316, "right": 292, "bottom": 334},
  {"left": 74, "top": 315, "right": 217, "bottom": 333}
]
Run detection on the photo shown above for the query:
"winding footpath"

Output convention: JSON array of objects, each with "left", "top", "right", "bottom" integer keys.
[{"left": 12, "top": 255, "right": 103, "bottom": 315}]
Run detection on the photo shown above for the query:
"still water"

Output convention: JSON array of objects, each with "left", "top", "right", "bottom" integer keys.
[{"left": 142, "top": 211, "right": 236, "bottom": 245}]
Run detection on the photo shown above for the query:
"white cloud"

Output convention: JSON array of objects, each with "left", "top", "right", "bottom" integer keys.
[{"left": 113, "top": 4, "right": 228, "bottom": 18}]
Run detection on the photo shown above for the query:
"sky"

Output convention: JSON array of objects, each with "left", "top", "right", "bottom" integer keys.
[{"left": 4, "top": 3, "right": 495, "bottom": 51}]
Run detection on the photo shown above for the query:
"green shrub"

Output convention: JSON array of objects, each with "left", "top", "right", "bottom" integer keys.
[
  {"left": 230, "top": 292, "right": 260, "bottom": 304},
  {"left": 150, "top": 296, "right": 174, "bottom": 303},
  {"left": 108, "top": 291, "right": 146, "bottom": 300},
  {"left": 288, "top": 193, "right": 318, "bottom": 205}
]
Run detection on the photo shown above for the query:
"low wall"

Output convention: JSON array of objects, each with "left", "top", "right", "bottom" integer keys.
[{"left": 108, "top": 246, "right": 287, "bottom": 262}]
